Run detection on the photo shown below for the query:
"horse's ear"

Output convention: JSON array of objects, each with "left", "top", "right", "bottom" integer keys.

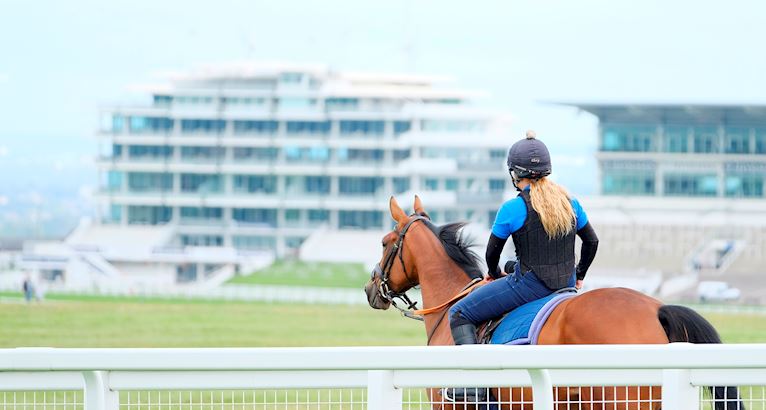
[
  {"left": 413, "top": 195, "right": 425, "bottom": 215},
  {"left": 389, "top": 196, "right": 408, "bottom": 225}
]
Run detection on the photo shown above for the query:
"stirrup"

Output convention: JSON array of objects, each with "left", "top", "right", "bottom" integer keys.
[{"left": 441, "top": 387, "right": 489, "bottom": 403}]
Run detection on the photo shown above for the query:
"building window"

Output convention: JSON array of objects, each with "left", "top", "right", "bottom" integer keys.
[
  {"left": 285, "top": 236, "right": 307, "bottom": 249},
  {"left": 129, "top": 117, "right": 173, "bottom": 134},
  {"left": 284, "top": 209, "right": 301, "bottom": 226},
  {"left": 664, "top": 127, "right": 689, "bottom": 153},
  {"left": 756, "top": 130, "right": 766, "bottom": 154},
  {"left": 233, "top": 120, "right": 279, "bottom": 135},
  {"left": 181, "top": 146, "right": 225, "bottom": 162},
  {"left": 393, "top": 149, "right": 411, "bottom": 161},
  {"left": 232, "top": 208, "right": 278, "bottom": 227},
  {"left": 308, "top": 209, "right": 330, "bottom": 222},
  {"left": 423, "top": 178, "right": 439, "bottom": 191},
  {"left": 279, "top": 72, "right": 303, "bottom": 83},
  {"left": 339, "top": 120, "right": 385, "bottom": 136},
  {"left": 344, "top": 149, "right": 384, "bottom": 163},
  {"left": 664, "top": 174, "right": 718, "bottom": 197},
  {"left": 233, "top": 147, "right": 279, "bottom": 161},
  {"left": 129, "top": 145, "right": 172, "bottom": 159},
  {"left": 181, "top": 119, "right": 225, "bottom": 134},
  {"left": 487, "top": 210, "right": 498, "bottom": 229},
  {"left": 394, "top": 121, "right": 412, "bottom": 135},
  {"left": 180, "top": 207, "right": 223, "bottom": 221},
  {"left": 725, "top": 128, "right": 750, "bottom": 154},
  {"left": 445, "top": 179, "right": 459, "bottom": 191},
  {"left": 602, "top": 172, "right": 655, "bottom": 195},
  {"left": 325, "top": 98, "right": 359, "bottom": 111},
  {"left": 339, "top": 210, "right": 383, "bottom": 230},
  {"left": 112, "top": 115, "right": 124, "bottom": 133},
  {"left": 601, "top": 125, "right": 655, "bottom": 152},
  {"left": 339, "top": 177, "right": 384, "bottom": 195},
  {"left": 692, "top": 127, "right": 719, "bottom": 153},
  {"left": 393, "top": 177, "right": 410, "bottom": 194},
  {"left": 108, "top": 204, "right": 122, "bottom": 223},
  {"left": 233, "top": 235, "right": 276, "bottom": 250},
  {"left": 489, "top": 179, "right": 506, "bottom": 192},
  {"left": 305, "top": 176, "right": 330, "bottom": 194},
  {"left": 233, "top": 175, "right": 277, "bottom": 194},
  {"left": 726, "top": 175, "right": 764, "bottom": 197},
  {"left": 286, "top": 121, "right": 330, "bottom": 135},
  {"left": 490, "top": 149, "right": 507, "bottom": 161},
  {"left": 127, "top": 206, "right": 172, "bottom": 225},
  {"left": 107, "top": 171, "right": 123, "bottom": 191},
  {"left": 153, "top": 95, "right": 173, "bottom": 107},
  {"left": 127, "top": 172, "right": 173, "bottom": 192},
  {"left": 284, "top": 146, "right": 330, "bottom": 162},
  {"left": 180, "top": 235, "right": 223, "bottom": 247},
  {"left": 113, "top": 144, "right": 123, "bottom": 158},
  {"left": 180, "top": 174, "right": 222, "bottom": 193}
]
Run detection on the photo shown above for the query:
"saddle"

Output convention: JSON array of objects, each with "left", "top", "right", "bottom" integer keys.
[{"left": 477, "top": 290, "right": 578, "bottom": 345}]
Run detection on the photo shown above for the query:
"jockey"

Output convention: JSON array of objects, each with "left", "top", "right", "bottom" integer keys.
[{"left": 448, "top": 130, "right": 600, "bottom": 347}]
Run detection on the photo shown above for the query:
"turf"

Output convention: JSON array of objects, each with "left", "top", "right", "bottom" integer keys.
[
  {"left": 0, "top": 297, "right": 763, "bottom": 348},
  {"left": 227, "top": 260, "right": 370, "bottom": 289}
]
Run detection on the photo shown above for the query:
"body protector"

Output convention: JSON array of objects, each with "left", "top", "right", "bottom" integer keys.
[{"left": 511, "top": 189, "right": 576, "bottom": 290}]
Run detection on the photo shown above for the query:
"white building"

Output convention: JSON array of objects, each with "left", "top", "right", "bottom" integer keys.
[{"left": 97, "top": 62, "right": 512, "bottom": 259}]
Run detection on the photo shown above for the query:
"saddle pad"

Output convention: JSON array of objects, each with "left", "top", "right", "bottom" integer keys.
[{"left": 489, "top": 292, "right": 577, "bottom": 345}]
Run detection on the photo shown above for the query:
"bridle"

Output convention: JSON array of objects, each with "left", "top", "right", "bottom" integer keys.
[{"left": 371, "top": 215, "right": 427, "bottom": 321}]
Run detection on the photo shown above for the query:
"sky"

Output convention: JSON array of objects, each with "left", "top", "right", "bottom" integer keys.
[{"left": 1, "top": 0, "right": 765, "bottom": 237}]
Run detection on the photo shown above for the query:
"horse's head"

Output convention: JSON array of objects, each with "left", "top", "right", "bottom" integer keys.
[{"left": 364, "top": 195, "right": 429, "bottom": 310}]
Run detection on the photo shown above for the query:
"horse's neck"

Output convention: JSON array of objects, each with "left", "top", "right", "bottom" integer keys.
[{"left": 409, "top": 229, "right": 474, "bottom": 346}]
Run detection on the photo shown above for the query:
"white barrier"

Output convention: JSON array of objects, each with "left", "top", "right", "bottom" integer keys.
[{"left": 1, "top": 344, "right": 766, "bottom": 409}]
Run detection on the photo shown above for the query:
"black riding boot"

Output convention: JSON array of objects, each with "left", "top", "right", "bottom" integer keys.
[
  {"left": 445, "top": 322, "right": 488, "bottom": 403},
  {"left": 451, "top": 323, "right": 478, "bottom": 345}
]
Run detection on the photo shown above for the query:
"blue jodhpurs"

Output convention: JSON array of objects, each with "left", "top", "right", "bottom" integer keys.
[{"left": 449, "top": 263, "right": 576, "bottom": 326}]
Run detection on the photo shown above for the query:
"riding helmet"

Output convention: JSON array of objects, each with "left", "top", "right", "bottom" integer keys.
[{"left": 506, "top": 130, "right": 552, "bottom": 180}]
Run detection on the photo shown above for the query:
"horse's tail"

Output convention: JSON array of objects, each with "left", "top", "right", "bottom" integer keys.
[{"left": 658, "top": 305, "right": 743, "bottom": 410}]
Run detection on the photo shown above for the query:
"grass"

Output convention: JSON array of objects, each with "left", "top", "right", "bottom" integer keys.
[
  {"left": 0, "top": 295, "right": 764, "bottom": 348},
  {"left": 227, "top": 260, "right": 370, "bottom": 289}
]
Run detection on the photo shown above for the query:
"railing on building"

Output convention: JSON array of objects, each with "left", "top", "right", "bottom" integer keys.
[{"left": 2, "top": 344, "right": 766, "bottom": 409}]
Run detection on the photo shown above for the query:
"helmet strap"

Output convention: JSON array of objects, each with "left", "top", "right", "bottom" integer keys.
[{"left": 510, "top": 170, "right": 522, "bottom": 192}]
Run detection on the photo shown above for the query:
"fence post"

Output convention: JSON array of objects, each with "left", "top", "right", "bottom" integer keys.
[
  {"left": 83, "top": 371, "right": 119, "bottom": 410},
  {"left": 662, "top": 369, "right": 699, "bottom": 410},
  {"left": 528, "top": 369, "right": 554, "bottom": 410},
  {"left": 367, "top": 370, "right": 401, "bottom": 410}
]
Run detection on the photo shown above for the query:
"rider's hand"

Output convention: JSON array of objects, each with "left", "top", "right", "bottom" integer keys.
[{"left": 575, "top": 280, "right": 583, "bottom": 290}]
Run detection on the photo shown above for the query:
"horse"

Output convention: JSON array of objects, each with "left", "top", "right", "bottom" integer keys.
[{"left": 363, "top": 196, "right": 741, "bottom": 410}]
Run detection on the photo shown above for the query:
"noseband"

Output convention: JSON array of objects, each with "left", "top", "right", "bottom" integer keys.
[{"left": 372, "top": 215, "right": 427, "bottom": 320}]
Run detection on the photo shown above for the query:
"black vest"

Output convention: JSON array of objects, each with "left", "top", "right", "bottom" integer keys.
[{"left": 511, "top": 190, "right": 576, "bottom": 290}]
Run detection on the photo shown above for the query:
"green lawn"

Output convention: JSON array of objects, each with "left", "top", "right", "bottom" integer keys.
[
  {"left": 0, "top": 296, "right": 763, "bottom": 347},
  {"left": 227, "top": 260, "right": 370, "bottom": 289}
]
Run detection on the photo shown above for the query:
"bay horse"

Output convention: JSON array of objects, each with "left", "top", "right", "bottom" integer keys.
[{"left": 363, "top": 196, "right": 741, "bottom": 410}]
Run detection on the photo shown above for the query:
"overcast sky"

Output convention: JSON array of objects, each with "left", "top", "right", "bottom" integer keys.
[{"left": 1, "top": 0, "right": 765, "bottom": 227}]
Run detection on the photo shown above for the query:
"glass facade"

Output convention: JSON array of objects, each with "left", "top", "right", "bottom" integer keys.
[
  {"left": 603, "top": 171, "right": 655, "bottom": 195},
  {"left": 181, "top": 119, "right": 225, "bottom": 134},
  {"left": 233, "top": 235, "right": 276, "bottom": 250},
  {"left": 339, "top": 120, "right": 385, "bottom": 136},
  {"left": 232, "top": 208, "right": 278, "bottom": 227},
  {"left": 664, "top": 174, "right": 718, "bottom": 197},
  {"left": 305, "top": 176, "right": 330, "bottom": 194},
  {"left": 233, "top": 147, "right": 279, "bottom": 161},
  {"left": 339, "top": 177, "right": 383, "bottom": 195},
  {"left": 233, "top": 175, "right": 277, "bottom": 194},
  {"left": 286, "top": 121, "right": 330, "bottom": 135},
  {"left": 129, "top": 145, "right": 172, "bottom": 159},
  {"left": 663, "top": 127, "right": 688, "bottom": 153},
  {"left": 128, "top": 172, "right": 172, "bottom": 192},
  {"left": 180, "top": 174, "right": 222, "bottom": 193},
  {"left": 338, "top": 210, "right": 383, "bottom": 230},
  {"left": 129, "top": 117, "right": 173, "bottom": 134},
  {"left": 180, "top": 207, "right": 223, "bottom": 221},
  {"left": 601, "top": 125, "right": 655, "bottom": 152},
  {"left": 725, "top": 127, "right": 750, "bottom": 154},
  {"left": 392, "top": 177, "right": 410, "bottom": 194},
  {"left": 233, "top": 120, "right": 278, "bottom": 135},
  {"left": 181, "top": 146, "right": 225, "bottom": 162},
  {"left": 128, "top": 206, "right": 172, "bottom": 225}
]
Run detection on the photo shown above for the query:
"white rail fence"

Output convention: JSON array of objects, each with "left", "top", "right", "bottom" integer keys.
[{"left": 1, "top": 344, "right": 766, "bottom": 409}]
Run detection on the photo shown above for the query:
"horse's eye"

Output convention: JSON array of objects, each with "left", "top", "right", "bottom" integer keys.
[{"left": 381, "top": 242, "right": 386, "bottom": 248}]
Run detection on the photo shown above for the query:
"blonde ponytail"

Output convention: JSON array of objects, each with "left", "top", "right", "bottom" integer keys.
[{"left": 528, "top": 177, "right": 575, "bottom": 238}]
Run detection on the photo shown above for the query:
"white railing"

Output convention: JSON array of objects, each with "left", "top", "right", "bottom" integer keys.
[{"left": 2, "top": 344, "right": 766, "bottom": 409}]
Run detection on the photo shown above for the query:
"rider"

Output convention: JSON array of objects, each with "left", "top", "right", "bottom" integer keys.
[{"left": 448, "top": 130, "right": 600, "bottom": 347}]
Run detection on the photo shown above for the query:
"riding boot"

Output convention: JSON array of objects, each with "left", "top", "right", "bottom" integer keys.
[
  {"left": 451, "top": 323, "right": 478, "bottom": 345},
  {"left": 444, "top": 323, "right": 488, "bottom": 402}
]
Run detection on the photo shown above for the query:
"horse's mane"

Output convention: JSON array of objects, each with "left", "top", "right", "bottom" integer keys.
[{"left": 421, "top": 218, "right": 484, "bottom": 280}]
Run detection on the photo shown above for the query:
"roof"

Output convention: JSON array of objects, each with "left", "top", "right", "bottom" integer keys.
[{"left": 556, "top": 102, "right": 766, "bottom": 125}]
